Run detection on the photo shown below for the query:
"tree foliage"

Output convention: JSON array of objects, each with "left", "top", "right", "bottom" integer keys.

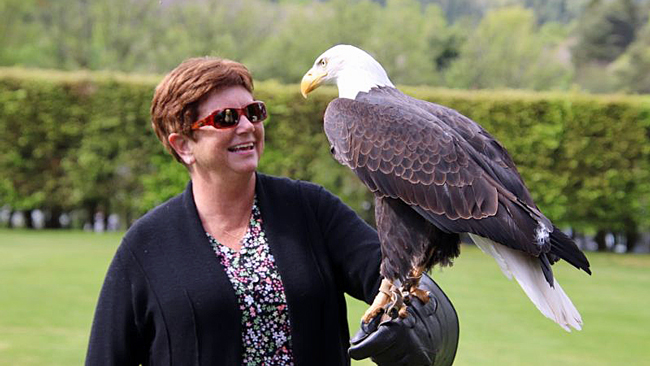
[
  {"left": 612, "top": 15, "right": 650, "bottom": 93},
  {"left": 572, "top": 0, "right": 644, "bottom": 65},
  {"left": 4, "top": 0, "right": 649, "bottom": 93},
  {"left": 444, "top": 6, "right": 572, "bottom": 90}
]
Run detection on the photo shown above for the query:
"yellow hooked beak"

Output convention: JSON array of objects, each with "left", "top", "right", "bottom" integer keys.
[{"left": 300, "top": 68, "right": 327, "bottom": 98}]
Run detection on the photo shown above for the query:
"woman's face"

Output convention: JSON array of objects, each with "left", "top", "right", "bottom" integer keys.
[{"left": 190, "top": 85, "right": 265, "bottom": 179}]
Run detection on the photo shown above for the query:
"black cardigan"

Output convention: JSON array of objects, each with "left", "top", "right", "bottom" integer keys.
[{"left": 86, "top": 173, "right": 383, "bottom": 366}]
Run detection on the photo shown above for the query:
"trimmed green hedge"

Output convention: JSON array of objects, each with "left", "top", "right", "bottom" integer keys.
[{"left": 1, "top": 67, "right": 649, "bottom": 234}]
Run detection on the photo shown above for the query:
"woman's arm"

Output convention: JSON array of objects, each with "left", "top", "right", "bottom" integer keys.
[
  {"left": 86, "top": 243, "right": 147, "bottom": 366},
  {"left": 312, "top": 186, "right": 383, "bottom": 304}
]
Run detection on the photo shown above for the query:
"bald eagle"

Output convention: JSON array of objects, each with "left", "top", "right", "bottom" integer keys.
[{"left": 301, "top": 45, "right": 590, "bottom": 331}]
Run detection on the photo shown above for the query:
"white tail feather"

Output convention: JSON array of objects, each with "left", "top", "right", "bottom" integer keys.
[{"left": 469, "top": 234, "right": 583, "bottom": 331}]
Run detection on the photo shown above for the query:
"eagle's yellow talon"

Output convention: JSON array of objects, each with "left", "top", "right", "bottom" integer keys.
[
  {"left": 362, "top": 278, "right": 393, "bottom": 323},
  {"left": 412, "top": 288, "right": 430, "bottom": 304}
]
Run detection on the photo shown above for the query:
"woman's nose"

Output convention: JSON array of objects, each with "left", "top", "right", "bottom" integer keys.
[{"left": 236, "top": 115, "right": 255, "bottom": 133}]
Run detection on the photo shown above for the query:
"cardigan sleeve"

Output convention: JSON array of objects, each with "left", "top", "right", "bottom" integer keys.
[
  {"left": 85, "top": 241, "right": 148, "bottom": 366},
  {"left": 312, "top": 186, "right": 383, "bottom": 304}
]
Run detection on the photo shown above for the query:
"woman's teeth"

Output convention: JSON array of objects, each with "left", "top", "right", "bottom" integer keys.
[{"left": 228, "top": 143, "right": 254, "bottom": 152}]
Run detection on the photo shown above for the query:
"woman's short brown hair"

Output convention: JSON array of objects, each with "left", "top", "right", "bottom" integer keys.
[{"left": 150, "top": 57, "right": 254, "bottom": 162}]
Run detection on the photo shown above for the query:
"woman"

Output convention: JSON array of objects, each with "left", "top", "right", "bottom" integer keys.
[{"left": 85, "top": 57, "right": 457, "bottom": 366}]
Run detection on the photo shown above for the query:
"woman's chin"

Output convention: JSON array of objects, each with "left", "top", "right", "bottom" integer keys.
[{"left": 227, "top": 158, "right": 259, "bottom": 175}]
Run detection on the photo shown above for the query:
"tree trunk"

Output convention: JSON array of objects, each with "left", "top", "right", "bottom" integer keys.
[
  {"left": 24, "top": 210, "right": 33, "bottom": 229},
  {"left": 624, "top": 219, "right": 639, "bottom": 253},
  {"left": 595, "top": 229, "right": 608, "bottom": 252},
  {"left": 46, "top": 207, "right": 62, "bottom": 229}
]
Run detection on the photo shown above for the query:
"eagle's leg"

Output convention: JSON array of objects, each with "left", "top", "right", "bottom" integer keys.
[
  {"left": 362, "top": 278, "right": 400, "bottom": 323},
  {"left": 401, "top": 266, "right": 431, "bottom": 307},
  {"left": 384, "top": 282, "right": 407, "bottom": 319}
]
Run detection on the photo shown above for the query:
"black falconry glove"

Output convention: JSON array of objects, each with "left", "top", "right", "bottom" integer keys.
[{"left": 348, "top": 273, "right": 459, "bottom": 366}]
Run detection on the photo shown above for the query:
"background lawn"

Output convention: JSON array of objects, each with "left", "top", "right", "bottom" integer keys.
[{"left": 1, "top": 229, "right": 648, "bottom": 365}]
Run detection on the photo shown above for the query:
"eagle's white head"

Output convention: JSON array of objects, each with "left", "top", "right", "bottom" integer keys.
[{"left": 301, "top": 44, "right": 394, "bottom": 99}]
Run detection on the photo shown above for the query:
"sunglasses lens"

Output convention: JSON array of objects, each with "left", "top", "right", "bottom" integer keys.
[
  {"left": 245, "top": 102, "right": 267, "bottom": 123},
  {"left": 215, "top": 109, "right": 239, "bottom": 128}
]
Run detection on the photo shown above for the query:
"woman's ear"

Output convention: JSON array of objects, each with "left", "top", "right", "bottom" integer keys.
[{"left": 168, "top": 133, "right": 195, "bottom": 165}]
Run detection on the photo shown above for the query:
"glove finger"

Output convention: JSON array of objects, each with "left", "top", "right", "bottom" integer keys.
[
  {"left": 370, "top": 335, "right": 432, "bottom": 366},
  {"left": 348, "top": 322, "right": 401, "bottom": 360},
  {"left": 350, "top": 313, "right": 382, "bottom": 345},
  {"left": 373, "top": 351, "right": 429, "bottom": 366}
]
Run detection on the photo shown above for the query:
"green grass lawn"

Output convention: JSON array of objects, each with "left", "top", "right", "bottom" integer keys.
[{"left": 1, "top": 229, "right": 649, "bottom": 365}]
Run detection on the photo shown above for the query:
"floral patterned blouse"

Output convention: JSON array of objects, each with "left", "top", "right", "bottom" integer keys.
[{"left": 206, "top": 199, "right": 295, "bottom": 366}]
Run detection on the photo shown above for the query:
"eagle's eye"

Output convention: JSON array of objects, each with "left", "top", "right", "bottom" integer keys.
[{"left": 318, "top": 58, "right": 327, "bottom": 67}]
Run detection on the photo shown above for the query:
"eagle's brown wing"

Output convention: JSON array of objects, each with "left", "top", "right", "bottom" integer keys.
[
  {"left": 356, "top": 86, "right": 537, "bottom": 208},
  {"left": 324, "top": 96, "right": 551, "bottom": 258}
]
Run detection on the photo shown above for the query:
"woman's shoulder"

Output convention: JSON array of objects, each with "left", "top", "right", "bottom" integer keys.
[
  {"left": 257, "top": 172, "right": 321, "bottom": 189},
  {"left": 121, "top": 189, "right": 187, "bottom": 249},
  {"left": 257, "top": 173, "right": 325, "bottom": 198},
  {"left": 257, "top": 173, "right": 349, "bottom": 217}
]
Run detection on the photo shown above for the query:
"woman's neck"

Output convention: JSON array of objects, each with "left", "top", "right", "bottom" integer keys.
[{"left": 190, "top": 171, "right": 256, "bottom": 250}]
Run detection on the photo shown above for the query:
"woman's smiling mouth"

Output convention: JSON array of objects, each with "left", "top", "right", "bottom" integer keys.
[{"left": 228, "top": 142, "right": 255, "bottom": 152}]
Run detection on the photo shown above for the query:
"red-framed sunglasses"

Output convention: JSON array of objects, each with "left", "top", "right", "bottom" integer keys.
[{"left": 191, "top": 101, "right": 267, "bottom": 130}]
